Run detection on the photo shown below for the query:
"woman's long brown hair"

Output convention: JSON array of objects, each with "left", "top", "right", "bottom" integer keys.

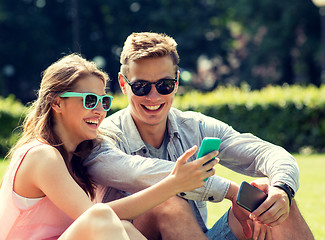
[{"left": 8, "top": 53, "right": 109, "bottom": 200}]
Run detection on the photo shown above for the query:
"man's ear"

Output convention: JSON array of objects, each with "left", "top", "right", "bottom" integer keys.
[
  {"left": 118, "top": 73, "right": 127, "bottom": 95},
  {"left": 174, "top": 70, "right": 180, "bottom": 92},
  {"left": 51, "top": 96, "right": 63, "bottom": 113}
]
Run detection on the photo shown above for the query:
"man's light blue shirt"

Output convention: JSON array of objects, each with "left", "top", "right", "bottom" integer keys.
[{"left": 86, "top": 107, "right": 299, "bottom": 228}]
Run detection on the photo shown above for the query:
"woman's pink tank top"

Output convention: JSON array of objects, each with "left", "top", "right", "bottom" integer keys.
[{"left": 0, "top": 142, "right": 74, "bottom": 239}]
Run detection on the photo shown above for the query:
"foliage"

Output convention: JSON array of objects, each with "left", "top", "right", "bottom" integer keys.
[
  {"left": 0, "top": 95, "right": 27, "bottom": 157},
  {"left": 110, "top": 84, "right": 325, "bottom": 153},
  {"left": 207, "top": 154, "right": 325, "bottom": 240},
  {"left": 219, "top": 0, "right": 321, "bottom": 88},
  {"left": 2, "top": 84, "right": 325, "bottom": 156},
  {"left": 0, "top": 0, "right": 322, "bottom": 104},
  {"left": 1, "top": 154, "right": 324, "bottom": 238}
]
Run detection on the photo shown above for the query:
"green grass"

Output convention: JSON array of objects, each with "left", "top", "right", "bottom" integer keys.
[
  {"left": 0, "top": 159, "right": 9, "bottom": 182},
  {"left": 207, "top": 154, "right": 325, "bottom": 240},
  {"left": 1, "top": 155, "right": 324, "bottom": 239}
]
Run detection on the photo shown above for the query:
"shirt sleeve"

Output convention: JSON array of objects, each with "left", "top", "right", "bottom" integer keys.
[
  {"left": 85, "top": 139, "right": 174, "bottom": 193},
  {"left": 206, "top": 116, "right": 300, "bottom": 193},
  {"left": 85, "top": 137, "right": 232, "bottom": 202}
]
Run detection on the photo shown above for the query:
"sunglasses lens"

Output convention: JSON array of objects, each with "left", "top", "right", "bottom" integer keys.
[
  {"left": 156, "top": 79, "right": 176, "bottom": 95},
  {"left": 131, "top": 81, "right": 151, "bottom": 96},
  {"left": 128, "top": 79, "right": 176, "bottom": 96},
  {"left": 85, "top": 94, "right": 98, "bottom": 109},
  {"left": 102, "top": 96, "right": 112, "bottom": 111}
]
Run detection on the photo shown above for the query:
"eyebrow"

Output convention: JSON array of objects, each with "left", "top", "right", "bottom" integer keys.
[{"left": 132, "top": 73, "right": 178, "bottom": 82}]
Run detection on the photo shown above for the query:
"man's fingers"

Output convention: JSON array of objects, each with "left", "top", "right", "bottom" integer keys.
[
  {"left": 257, "top": 225, "right": 266, "bottom": 240},
  {"left": 266, "top": 225, "right": 272, "bottom": 240},
  {"left": 251, "top": 197, "right": 274, "bottom": 219},
  {"left": 241, "top": 221, "right": 253, "bottom": 239},
  {"left": 267, "top": 210, "right": 288, "bottom": 227},
  {"left": 251, "top": 180, "right": 269, "bottom": 193},
  {"left": 253, "top": 222, "right": 261, "bottom": 240},
  {"left": 259, "top": 205, "right": 282, "bottom": 225}
]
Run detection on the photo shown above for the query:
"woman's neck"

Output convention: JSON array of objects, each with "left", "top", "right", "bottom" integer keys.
[{"left": 53, "top": 123, "right": 79, "bottom": 155}]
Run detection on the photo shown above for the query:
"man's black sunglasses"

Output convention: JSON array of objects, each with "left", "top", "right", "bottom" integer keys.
[{"left": 121, "top": 73, "right": 178, "bottom": 96}]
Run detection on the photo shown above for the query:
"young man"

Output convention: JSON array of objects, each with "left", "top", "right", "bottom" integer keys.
[{"left": 86, "top": 32, "right": 314, "bottom": 240}]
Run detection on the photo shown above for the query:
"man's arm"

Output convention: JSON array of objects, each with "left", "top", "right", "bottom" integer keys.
[
  {"left": 85, "top": 140, "right": 174, "bottom": 193},
  {"left": 218, "top": 132, "right": 299, "bottom": 192},
  {"left": 86, "top": 138, "right": 231, "bottom": 203},
  {"left": 204, "top": 114, "right": 300, "bottom": 193}
]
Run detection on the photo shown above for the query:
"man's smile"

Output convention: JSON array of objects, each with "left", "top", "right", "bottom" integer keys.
[{"left": 142, "top": 104, "right": 164, "bottom": 111}]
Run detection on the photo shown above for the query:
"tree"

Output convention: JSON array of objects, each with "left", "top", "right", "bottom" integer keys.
[
  {"left": 0, "top": 0, "right": 322, "bottom": 103},
  {"left": 216, "top": 0, "right": 321, "bottom": 88}
]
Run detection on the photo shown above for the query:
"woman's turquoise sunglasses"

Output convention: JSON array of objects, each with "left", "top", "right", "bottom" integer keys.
[{"left": 60, "top": 92, "right": 113, "bottom": 111}]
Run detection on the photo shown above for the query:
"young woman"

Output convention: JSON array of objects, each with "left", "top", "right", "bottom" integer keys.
[{"left": 0, "top": 54, "right": 217, "bottom": 240}]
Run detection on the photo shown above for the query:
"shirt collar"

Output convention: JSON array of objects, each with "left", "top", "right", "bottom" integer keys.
[
  {"left": 166, "top": 108, "right": 181, "bottom": 139},
  {"left": 122, "top": 107, "right": 180, "bottom": 153},
  {"left": 121, "top": 106, "right": 146, "bottom": 153}
]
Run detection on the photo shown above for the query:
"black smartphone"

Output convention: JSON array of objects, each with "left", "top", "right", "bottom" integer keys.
[{"left": 236, "top": 181, "right": 268, "bottom": 212}]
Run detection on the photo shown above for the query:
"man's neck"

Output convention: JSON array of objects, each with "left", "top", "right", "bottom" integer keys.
[{"left": 136, "top": 123, "right": 167, "bottom": 149}]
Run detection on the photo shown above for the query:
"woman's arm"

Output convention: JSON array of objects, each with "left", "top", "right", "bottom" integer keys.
[
  {"left": 108, "top": 146, "right": 218, "bottom": 220},
  {"left": 17, "top": 144, "right": 217, "bottom": 221},
  {"left": 21, "top": 145, "right": 94, "bottom": 220}
]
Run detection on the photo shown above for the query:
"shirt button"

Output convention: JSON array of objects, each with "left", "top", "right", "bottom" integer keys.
[
  {"left": 208, "top": 196, "right": 214, "bottom": 201},
  {"left": 142, "top": 148, "right": 147, "bottom": 154},
  {"left": 180, "top": 192, "right": 186, "bottom": 196}
]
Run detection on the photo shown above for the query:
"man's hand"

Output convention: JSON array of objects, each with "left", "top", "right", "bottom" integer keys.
[
  {"left": 231, "top": 197, "right": 253, "bottom": 239},
  {"left": 250, "top": 179, "right": 290, "bottom": 227},
  {"left": 252, "top": 220, "right": 273, "bottom": 240},
  {"left": 232, "top": 199, "right": 274, "bottom": 240},
  {"left": 225, "top": 182, "right": 253, "bottom": 238},
  {"left": 228, "top": 180, "right": 273, "bottom": 239}
]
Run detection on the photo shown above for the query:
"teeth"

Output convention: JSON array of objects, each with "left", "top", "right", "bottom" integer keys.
[
  {"left": 145, "top": 105, "right": 160, "bottom": 110},
  {"left": 85, "top": 119, "right": 99, "bottom": 125}
]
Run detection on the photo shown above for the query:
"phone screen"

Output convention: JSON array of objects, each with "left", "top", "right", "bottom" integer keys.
[{"left": 236, "top": 181, "right": 268, "bottom": 212}]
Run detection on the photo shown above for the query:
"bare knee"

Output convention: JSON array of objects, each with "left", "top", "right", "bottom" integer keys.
[
  {"left": 154, "top": 196, "right": 201, "bottom": 234},
  {"left": 133, "top": 196, "right": 192, "bottom": 232},
  {"left": 134, "top": 197, "right": 206, "bottom": 240},
  {"left": 121, "top": 221, "right": 146, "bottom": 240},
  {"left": 87, "top": 204, "right": 116, "bottom": 221},
  {"left": 121, "top": 220, "right": 135, "bottom": 231},
  {"left": 228, "top": 208, "right": 249, "bottom": 240},
  {"left": 86, "top": 204, "right": 125, "bottom": 234},
  {"left": 60, "top": 204, "right": 129, "bottom": 240},
  {"left": 154, "top": 196, "right": 192, "bottom": 221},
  {"left": 271, "top": 200, "right": 314, "bottom": 240}
]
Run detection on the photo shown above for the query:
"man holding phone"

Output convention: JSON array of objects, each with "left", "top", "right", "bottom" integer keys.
[{"left": 86, "top": 32, "right": 314, "bottom": 240}]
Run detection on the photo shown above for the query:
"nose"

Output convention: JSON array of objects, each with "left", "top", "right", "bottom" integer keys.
[
  {"left": 145, "top": 83, "right": 161, "bottom": 99},
  {"left": 93, "top": 100, "right": 106, "bottom": 115}
]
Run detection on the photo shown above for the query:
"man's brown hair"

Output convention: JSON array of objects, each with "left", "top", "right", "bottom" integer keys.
[{"left": 120, "top": 32, "right": 180, "bottom": 75}]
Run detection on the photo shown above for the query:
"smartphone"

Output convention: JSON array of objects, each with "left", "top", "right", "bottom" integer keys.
[
  {"left": 196, "top": 137, "right": 221, "bottom": 181},
  {"left": 236, "top": 181, "right": 268, "bottom": 212}
]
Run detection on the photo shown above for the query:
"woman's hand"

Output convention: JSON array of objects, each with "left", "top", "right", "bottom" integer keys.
[
  {"left": 108, "top": 145, "right": 219, "bottom": 220},
  {"left": 168, "top": 145, "right": 219, "bottom": 194}
]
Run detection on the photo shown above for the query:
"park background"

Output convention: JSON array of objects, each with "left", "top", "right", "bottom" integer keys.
[{"left": 0, "top": 0, "right": 325, "bottom": 239}]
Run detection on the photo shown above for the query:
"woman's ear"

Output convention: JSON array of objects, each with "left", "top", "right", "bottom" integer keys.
[
  {"left": 118, "top": 73, "right": 127, "bottom": 95},
  {"left": 51, "top": 96, "right": 63, "bottom": 113}
]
